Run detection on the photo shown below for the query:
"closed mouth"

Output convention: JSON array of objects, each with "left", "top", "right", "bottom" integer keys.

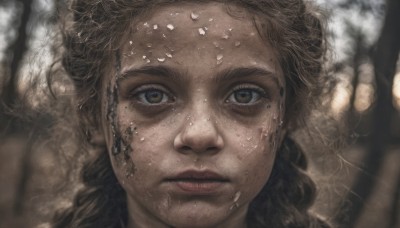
[{"left": 166, "top": 170, "right": 229, "bottom": 194}]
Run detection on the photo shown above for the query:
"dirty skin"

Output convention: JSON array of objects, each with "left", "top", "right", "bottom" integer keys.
[{"left": 106, "top": 50, "right": 136, "bottom": 177}]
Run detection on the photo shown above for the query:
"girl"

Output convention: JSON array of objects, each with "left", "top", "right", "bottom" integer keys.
[{"left": 52, "top": 0, "right": 330, "bottom": 227}]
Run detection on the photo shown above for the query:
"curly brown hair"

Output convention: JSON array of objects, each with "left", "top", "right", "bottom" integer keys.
[{"left": 52, "top": 0, "right": 330, "bottom": 227}]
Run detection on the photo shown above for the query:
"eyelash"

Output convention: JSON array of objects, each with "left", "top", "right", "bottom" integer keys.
[
  {"left": 127, "top": 83, "right": 270, "bottom": 116},
  {"left": 129, "top": 84, "right": 175, "bottom": 105},
  {"left": 225, "top": 84, "right": 269, "bottom": 104}
]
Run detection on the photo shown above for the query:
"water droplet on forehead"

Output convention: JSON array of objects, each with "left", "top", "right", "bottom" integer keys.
[
  {"left": 146, "top": 43, "right": 152, "bottom": 48},
  {"left": 198, "top": 28, "right": 206, "bottom": 35},
  {"left": 167, "top": 24, "right": 175, "bottom": 30},
  {"left": 140, "top": 137, "right": 145, "bottom": 142},
  {"left": 222, "top": 34, "right": 229, "bottom": 40},
  {"left": 235, "top": 41, "right": 241, "bottom": 47},
  {"left": 209, "top": 18, "right": 214, "bottom": 22},
  {"left": 153, "top": 24, "right": 158, "bottom": 30},
  {"left": 143, "top": 22, "right": 150, "bottom": 27},
  {"left": 129, "top": 40, "right": 133, "bottom": 45},
  {"left": 165, "top": 53, "right": 172, "bottom": 58},
  {"left": 145, "top": 59, "right": 151, "bottom": 63},
  {"left": 189, "top": 122, "right": 193, "bottom": 126},
  {"left": 142, "top": 55, "right": 147, "bottom": 59},
  {"left": 157, "top": 57, "right": 166, "bottom": 62},
  {"left": 217, "top": 54, "right": 223, "bottom": 61},
  {"left": 190, "top": 12, "right": 199, "bottom": 20},
  {"left": 162, "top": 34, "right": 167, "bottom": 38}
]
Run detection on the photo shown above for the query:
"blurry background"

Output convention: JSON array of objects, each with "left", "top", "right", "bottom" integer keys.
[{"left": 0, "top": 0, "right": 399, "bottom": 227}]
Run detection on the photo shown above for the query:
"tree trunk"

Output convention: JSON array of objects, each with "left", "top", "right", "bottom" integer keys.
[
  {"left": 0, "top": 0, "right": 33, "bottom": 117},
  {"left": 334, "top": 0, "right": 400, "bottom": 227}
]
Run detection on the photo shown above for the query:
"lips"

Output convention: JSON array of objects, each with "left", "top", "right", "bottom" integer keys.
[{"left": 166, "top": 170, "right": 229, "bottom": 194}]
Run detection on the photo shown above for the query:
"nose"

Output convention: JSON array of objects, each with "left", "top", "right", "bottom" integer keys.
[{"left": 173, "top": 113, "right": 224, "bottom": 155}]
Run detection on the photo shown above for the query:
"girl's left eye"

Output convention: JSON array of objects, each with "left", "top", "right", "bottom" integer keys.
[{"left": 226, "top": 87, "right": 266, "bottom": 104}]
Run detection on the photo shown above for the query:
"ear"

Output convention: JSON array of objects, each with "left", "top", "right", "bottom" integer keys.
[{"left": 89, "top": 128, "right": 107, "bottom": 147}]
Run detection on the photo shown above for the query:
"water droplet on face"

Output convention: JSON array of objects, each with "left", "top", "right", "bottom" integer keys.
[
  {"left": 191, "top": 12, "right": 199, "bottom": 20},
  {"left": 165, "top": 53, "right": 172, "bottom": 58},
  {"left": 189, "top": 122, "right": 193, "bottom": 126},
  {"left": 153, "top": 24, "right": 158, "bottom": 30},
  {"left": 157, "top": 57, "right": 166, "bottom": 62},
  {"left": 247, "top": 137, "right": 252, "bottom": 141},
  {"left": 198, "top": 28, "right": 206, "bottom": 35},
  {"left": 222, "top": 34, "right": 229, "bottom": 39},
  {"left": 145, "top": 59, "right": 151, "bottom": 63},
  {"left": 162, "top": 34, "right": 167, "bottom": 38},
  {"left": 209, "top": 18, "right": 214, "bottom": 22},
  {"left": 250, "top": 32, "right": 255, "bottom": 36},
  {"left": 233, "top": 191, "right": 241, "bottom": 203},
  {"left": 143, "top": 22, "right": 149, "bottom": 27},
  {"left": 167, "top": 24, "right": 175, "bottom": 30},
  {"left": 146, "top": 43, "right": 152, "bottom": 48},
  {"left": 142, "top": 55, "right": 147, "bottom": 59},
  {"left": 129, "top": 40, "right": 133, "bottom": 45},
  {"left": 204, "top": 99, "right": 207, "bottom": 102},
  {"left": 235, "top": 41, "right": 241, "bottom": 47},
  {"left": 140, "top": 137, "right": 145, "bottom": 142},
  {"left": 216, "top": 54, "right": 224, "bottom": 64},
  {"left": 204, "top": 27, "right": 208, "bottom": 31},
  {"left": 229, "top": 28, "right": 233, "bottom": 32}
]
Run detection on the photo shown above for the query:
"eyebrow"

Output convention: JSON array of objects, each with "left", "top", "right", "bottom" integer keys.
[
  {"left": 118, "top": 65, "right": 185, "bottom": 82},
  {"left": 214, "top": 67, "right": 280, "bottom": 86},
  {"left": 118, "top": 65, "right": 280, "bottom": 86}
]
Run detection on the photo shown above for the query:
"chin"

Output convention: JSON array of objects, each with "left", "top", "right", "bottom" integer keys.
[{"left": 162, "top": 204, "right": 240, "bottom": 228}]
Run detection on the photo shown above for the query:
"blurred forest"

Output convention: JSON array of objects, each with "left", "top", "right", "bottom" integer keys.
[{"left": 0, "top": 0, "right": 399, "bottom": 227}]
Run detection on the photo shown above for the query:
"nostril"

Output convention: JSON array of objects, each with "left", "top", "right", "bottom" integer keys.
[{"left": 182, "top": 146, "right": 191, "bottom": 151}]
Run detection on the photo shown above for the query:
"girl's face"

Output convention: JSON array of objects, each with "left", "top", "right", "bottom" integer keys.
[{"left": 101, "top": 2, "right": 285, "bottom": 227}]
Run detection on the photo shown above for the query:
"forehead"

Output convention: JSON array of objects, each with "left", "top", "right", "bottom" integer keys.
[
  {"left": 118, "top": 2, "right": 283, "bottom": 82},
  {"left": 127, "top": 2, "right": 261, "bottom": 48}
]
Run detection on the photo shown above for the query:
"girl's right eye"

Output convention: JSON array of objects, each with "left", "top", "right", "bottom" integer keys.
[{"left": 130, "top": 85, "right": 174, "bottom": 105}]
